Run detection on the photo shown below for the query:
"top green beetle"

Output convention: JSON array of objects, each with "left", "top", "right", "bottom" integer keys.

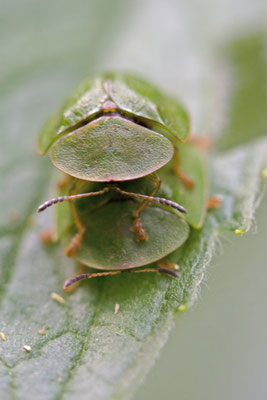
[{"left": 38, "top": 72, "right": 190, "bottom": 182}]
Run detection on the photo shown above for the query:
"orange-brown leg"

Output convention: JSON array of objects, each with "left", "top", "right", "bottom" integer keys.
[
  {"left": 39, "top": 230, "right": 56, "bottom": 244},
  {"left": 188, "top": 136, "right": 213, "bottom": 151},
  {"left": 132, "top": 174, "right": 161, "bottom": 241},
  {"left": 65, "top": 181, "right": 87, "bottom": 258},
  {"left": 172, "top": 146, "right": 195, "bottom": 189},
  {"left": 207, "top": 195, "right": 222, "bottom": 209}
]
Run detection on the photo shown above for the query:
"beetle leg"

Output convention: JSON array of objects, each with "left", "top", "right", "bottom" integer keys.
[
  {"left": 132, "top": 174, "right": 161, "bottom": 241},
  {"left": 65, "top": 224, "right": 85, "bottom": 258},
  {"left": 39, "top": 229, "right": 56, "bottom": 244},
  {"left": 206, "top": 195, "right": 222, "bottom": 209},
  {"left": 188, "top": 136, "right": 213, "bottom": 151},
  {"left": 172, "top": 146, "right": 195, "bottom": 189},
  {"left": 65, "top": 181, "right": 87, "bottom": 257}
]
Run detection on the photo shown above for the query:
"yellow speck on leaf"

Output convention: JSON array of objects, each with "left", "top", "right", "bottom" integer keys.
[
  {"left": 0, "top": 332, "right": 6, "bottom": 341},
  {"left": 235, "top": 229, "right": 245, "bottom": 235},
  {"left": 178, "top": 304, "right": 188, "bottom": 312},
  {"left": 51, "top": 292, "right": 65, "bottom": 304}
]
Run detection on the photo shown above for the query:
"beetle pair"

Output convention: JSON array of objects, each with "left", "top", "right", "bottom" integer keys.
[{"left": 38, "top": 73, "right": 209, "bottom": 289}]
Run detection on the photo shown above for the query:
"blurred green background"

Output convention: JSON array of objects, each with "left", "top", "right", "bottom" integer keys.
[
  {"left": 1, "top": 0, "right": 266, "bottom": 399},
  {"left": 138, "top": 195, "right": 267, "bottom": 400}
]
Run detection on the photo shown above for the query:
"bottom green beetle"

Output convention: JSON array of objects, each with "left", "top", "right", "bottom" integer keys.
[{"left": 38, "top": 140, "right": 214, "bottom": 290}]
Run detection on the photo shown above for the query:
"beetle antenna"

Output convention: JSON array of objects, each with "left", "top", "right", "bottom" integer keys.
[
  {"left": 64, "top": 271, "right": 122, "bottom": 289},
  {"left": 63, "top": 267, "right": 180, "bottom": 290},
  {"left": 112, "top": 187, "right": 186, "bottom": 214},
  {"left": 38, "top": 187, "right": 110, "bottom": 213}
]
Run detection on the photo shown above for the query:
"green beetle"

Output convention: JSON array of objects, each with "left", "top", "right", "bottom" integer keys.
[{"left": 38, "top": 73, "right": 212, "bottom": 287}]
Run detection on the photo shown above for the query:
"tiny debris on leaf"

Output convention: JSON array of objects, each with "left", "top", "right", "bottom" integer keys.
[
  {"left": 38, "top": 328, "right": 46, "bottom": 335},
  {"left": 261, "top": 168, "right": 267, "bottom": 178},
  {"left": 24, "top": 345, "right": 31, "bottom": 352},
  {"left": 114, "top": 303, "right": 120, "bottom": 314},
  {"left": 51, "top": 292, "right": 65, "bottom": 304},
  {"left": 235, "top": 229, "right": 245, "bottom": 235},
  {"left": 0, "top": 332, "right": 6, "bottom": 341},
  {"left": 178, "top": 304, "right": 188, "bottom": 312}
]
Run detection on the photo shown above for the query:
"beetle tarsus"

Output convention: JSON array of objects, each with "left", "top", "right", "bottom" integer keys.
[
  {"left": 173, "top": 167, "right": 195, "bottom": 189},
  {"left": 132, "top": 217, "right": 148, "bottom": 241},
  {"left": 206, "top": 195, "right": 222, "bottom": 209},
  {"left": 39, "top": 229, "right": 55, "bottom": 244}
]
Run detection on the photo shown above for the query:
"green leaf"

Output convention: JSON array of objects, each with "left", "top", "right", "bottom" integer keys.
[
  {"left": 218, "top": 32, "right": 267, "bottom": 151},
  {"left": 1, "top": 137, "right": 266, "bottom": 399}
]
